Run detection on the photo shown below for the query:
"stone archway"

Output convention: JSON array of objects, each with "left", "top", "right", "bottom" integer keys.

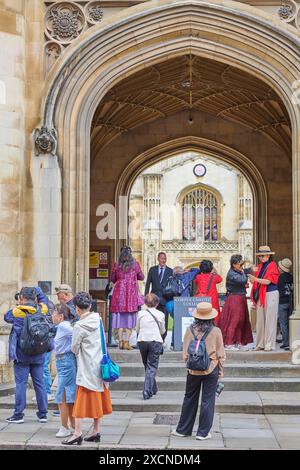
[{"left": 39, "top": 0, "right": 300, "bottom": 349}]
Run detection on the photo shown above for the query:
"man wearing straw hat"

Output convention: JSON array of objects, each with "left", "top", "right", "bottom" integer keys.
[
  {"left": 278, "top": 258, "right": 293, "bottom": 350},
  {"left": 248, "top": 246, "right": 280, "bottom": 351}
]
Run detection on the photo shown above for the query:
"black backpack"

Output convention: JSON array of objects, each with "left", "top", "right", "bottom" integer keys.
[
  {"left": 162, "top": 276, "right": 184, "bottom": 300},
  {"left": 186, "top": 326, "right": 213, "bottom": 372},
  {"left": 19, "top": 309, "right": 53, "bottom": 356}
]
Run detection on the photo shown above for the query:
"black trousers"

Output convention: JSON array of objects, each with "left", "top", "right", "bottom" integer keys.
[
  {"left": 138, "top": 341, "right": 162, "bottom": 397},
  {"left": 176, "top": 366, "right": 219, "bottom": 437},
  {"left": 157, "top": 304, "right": 168, "bottom": 341}
]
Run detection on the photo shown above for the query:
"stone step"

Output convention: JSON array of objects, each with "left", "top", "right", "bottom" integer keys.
[
  {"left": 117, "top": 362, "right": 300, "bottom": 378},
  {"left": 109, "top": 349, "right": 292, "bottom": 363},
  {"left": 1, "top": 390, "right": 300, "bottom": 414},
  {"left": 110, "top": 376, "right": 300, "bottom": 392},
  {"left": 0, "top": 382, "right": 15, "bottom": 397}
]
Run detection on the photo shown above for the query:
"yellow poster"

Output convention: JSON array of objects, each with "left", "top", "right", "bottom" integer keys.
[
  {"left": 97, "top": 269, "right": 109, "bottom": 278},
  {"left": 90, "top": 251, "right": 99, "bottom": 268}
]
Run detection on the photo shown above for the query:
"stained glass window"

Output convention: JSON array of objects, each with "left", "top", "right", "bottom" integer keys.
[{"left": 182, "top": 188, "right": 219, "bottom": 241}]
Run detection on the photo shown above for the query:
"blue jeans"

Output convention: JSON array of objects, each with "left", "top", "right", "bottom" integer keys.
[
  {"left": 13, "top": 362, "right": 48, "bottom": 419},
  {"left": 278, "top": 303, "right": 291, "bottom": 347},
  {"left": 43, "top": 351, "right": 53, "bottom": 395}
]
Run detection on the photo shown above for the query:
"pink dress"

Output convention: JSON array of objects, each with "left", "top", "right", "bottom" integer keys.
[{"left": 110, "top": 261, "right": 144, "bottom": 328}]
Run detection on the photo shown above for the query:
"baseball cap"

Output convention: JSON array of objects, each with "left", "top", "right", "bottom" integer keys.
[{"left": 55, "top": 284, "right": 73, "bottom": 294}]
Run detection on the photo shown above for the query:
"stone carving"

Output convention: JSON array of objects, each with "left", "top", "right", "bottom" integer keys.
[
  {"left": 278, "top": 1, "right": 299, "bottom": 29},
  {"left": 161, "top": 239, "right": 238, "bottom": 251},
  {"left": 86, "top": 1, "right": 104, "bottom": 25},
  {"left": 45, "top": 2, "right": 86, "bottom": 44},
  {"left": 45, "top": 41, "right": 62, "bottom": 73},
  {"left": 34, "top": 126, "right": 58, "bottom": 156}
]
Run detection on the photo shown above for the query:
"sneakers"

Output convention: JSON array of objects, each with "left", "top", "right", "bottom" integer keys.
[
  {"left": 38, "top": 416, "right": 48, "bottom": 423},
  {"left": 52, "top": 410, "right": 60, "bottom": 417},
  {"left": 196, "top": 432, "right": 212, "bottom": 441},
  {"left": 225, "top": 345, "right": 239, "bottom": 351},
  {"left": 6, "top": 416, "right": 24, "bottom": 424},
  {"left": 171, "top": 430, "right": 189, "bottom": 437},
  {"left": 47, "top": 393, "right": 56, "bottom": 402},
  {"left": 56, "top": 426, "right": 72, "bottom": 438}
]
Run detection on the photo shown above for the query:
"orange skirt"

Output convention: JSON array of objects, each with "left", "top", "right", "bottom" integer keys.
[{"left": 72, "top": 385, "right": 112, "bottom": 419}]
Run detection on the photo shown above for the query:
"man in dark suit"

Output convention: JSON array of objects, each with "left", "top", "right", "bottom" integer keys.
[{"left": 145, "top": 252, "right": 173, "bottom": 340}]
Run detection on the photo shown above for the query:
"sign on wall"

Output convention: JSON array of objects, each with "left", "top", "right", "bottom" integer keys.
[{"left": 89, "top": 247, "right": 111, "bottom": 297}]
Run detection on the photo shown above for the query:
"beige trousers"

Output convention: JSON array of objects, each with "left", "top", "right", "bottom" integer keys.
[{"left": 256, "top": 291, "right": 279, "bottom": 350}]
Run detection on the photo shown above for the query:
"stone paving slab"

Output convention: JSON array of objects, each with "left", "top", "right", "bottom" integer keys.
[{"left": 0, "top": 411, "right": 298, "bottom": 449}]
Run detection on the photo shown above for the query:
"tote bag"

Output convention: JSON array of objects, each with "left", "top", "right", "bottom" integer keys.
[{"left": 99, "top": 318, "right": 120, "bottom": 382}]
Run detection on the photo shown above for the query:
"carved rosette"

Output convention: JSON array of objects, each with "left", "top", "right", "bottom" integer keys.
[
  {"left": 45, "top": 2, "right": 86, "bottom": 44},
  {"left": 278, "top": 1, "right": 298, "bottom": 28},
  {"left": 85, "top": 1, "right": 104, "bottom": 25}
]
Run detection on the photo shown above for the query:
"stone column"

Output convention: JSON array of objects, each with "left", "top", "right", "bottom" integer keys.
[{"left": 142, "top": 174, "right": 162, "bottom": 275}]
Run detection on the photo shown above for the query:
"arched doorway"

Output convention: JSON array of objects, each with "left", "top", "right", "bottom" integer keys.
[{"left": 39, "top": 0, "right": 300, "bottom": 349}]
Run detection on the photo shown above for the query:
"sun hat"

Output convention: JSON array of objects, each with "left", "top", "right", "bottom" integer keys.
[
  {"left": 278, "top": 258, "right": 292, "bottom": 273},
  {"left": 256, "top": 245, "right": 275, "bottom": 256},
  {"left": 193, "top": 302, "right": 218, "bottom": 320}
]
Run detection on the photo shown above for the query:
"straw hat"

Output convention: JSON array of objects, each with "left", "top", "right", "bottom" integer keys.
[
  {"left": 193, "top": 302, "right": 218, "bottom": 320},
  {"left": 278, "top": 258, "right": 292, "bottom": 273},
  {"left": 256, "top": 245, "right": 275, "bottom": 256}
]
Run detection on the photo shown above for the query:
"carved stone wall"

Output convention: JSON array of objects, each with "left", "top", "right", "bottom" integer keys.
[
  {"left": 44, "top": 1, "right": 105, "bottom": 73},
  {"left": 278, "top": 1, "right": 300, "bottom": 30}
]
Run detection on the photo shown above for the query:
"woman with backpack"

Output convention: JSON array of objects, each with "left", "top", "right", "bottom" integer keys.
[
  {"left": 194, "top": 260, "right": 223, "bottom": 325},
  {"left": 171, "top": 302, "right": 225, "bottom": 440}
]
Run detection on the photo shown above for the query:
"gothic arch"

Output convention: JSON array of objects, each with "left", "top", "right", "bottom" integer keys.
[{"left": 39, "top": 0, "right": 300, "bottom": 313}]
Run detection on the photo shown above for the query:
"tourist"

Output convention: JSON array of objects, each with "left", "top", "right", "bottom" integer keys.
[
  {"left": 55, "top": 284, "right": 79, "bottom": 323},
  {"left": 164, "top": 266, "right": 200, "bottom": 348},
  {"left": 171, "top": 302, "right": 225, "bottom": 440},
  {"left": 277, "top": 258, "right": 293, "bottom": 350},
  {"left": 249, "top": 246, "right": 279, "bottom": 351},
  {"left": 110, "top": 246, "right": 145, "bottom": 350},
  {"left": 62, "top": 292, "right": 112, "bottom": 445},
  {"left": 4, "top": 287, "right": 48, "bottom": 424},
  {"left": 52, "top": 304, "right": 77, "bottom": 438},
  {"left": 219, "top": 255, "right": 253, "bottom": 350},
  {"left": 136, "top": 293, "right": 166, "bottom": 400},
  {"left": 194, "top": 260, "right": 222, "bottom": 325},
  {"left": 145, "top": 252, "right": 173, "bottom": 340}
]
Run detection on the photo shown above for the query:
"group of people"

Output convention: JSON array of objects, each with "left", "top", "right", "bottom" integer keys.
[
  {"left": 4, "top": 243, "right": 293, "bottom": 444},
  {"left": 4, "top": 287, "right": 112, "bottom": 445}
]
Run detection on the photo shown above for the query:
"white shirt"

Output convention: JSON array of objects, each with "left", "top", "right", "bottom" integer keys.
[{"left": 136, "top": 307, "right": 166, "bottom": 343}]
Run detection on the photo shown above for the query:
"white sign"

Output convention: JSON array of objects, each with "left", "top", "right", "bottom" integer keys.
[{"left": 181, "top": 317, "right": 194, "bottom": 341}]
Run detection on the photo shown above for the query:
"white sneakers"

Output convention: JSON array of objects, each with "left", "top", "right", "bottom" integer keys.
[
  {"left": 32, "top": 393, "right": 55, "bottom": 402},
  {"left": 171, "top": 430, "right": 188, "bottom": 437},
  {"left": 56, "top": 426, "right": 72, "bottom": 438},
  {"left": 171, "top": 430, "right": 212, "bottom": 440}
]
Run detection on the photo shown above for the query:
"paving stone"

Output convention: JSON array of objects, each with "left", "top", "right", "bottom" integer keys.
[
  {"left": 220, "top": 417, "right": 269, "bottom": 429},
  {"left": 224, "top": 438, "right": 280, "bottom": 449},
  {"left": 275, "top": 438, "right": 300, "bottom": 450},
  {"left": 222, "top": 428, "right": 275, "bottom": 439}
]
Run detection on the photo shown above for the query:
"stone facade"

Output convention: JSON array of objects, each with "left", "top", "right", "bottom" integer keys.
[{"left": 1, "top": 0, "right": 300, "bottom": 381}]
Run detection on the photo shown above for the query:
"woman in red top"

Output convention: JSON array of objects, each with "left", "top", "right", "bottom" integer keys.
[{"left": 194, "top": 260, "right": 222, "bottom": 325}]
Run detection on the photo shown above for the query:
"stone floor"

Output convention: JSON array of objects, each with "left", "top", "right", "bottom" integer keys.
[{"left": 0, "top": 409, "right": 299, "bottom": 450}]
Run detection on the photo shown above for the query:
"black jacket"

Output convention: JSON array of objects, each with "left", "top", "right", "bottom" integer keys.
[
  {"left": 145, "top": 265, "right": 173, "bottom": 305},
  {"left": 226, "top": 268, "right": 248, "bottom": 295}
]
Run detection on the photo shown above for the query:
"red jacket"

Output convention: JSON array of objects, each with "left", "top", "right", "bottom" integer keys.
[
  {"left": 194, "top": 273, "right": 223, "bottom": 321},
  {"left": 251, "top": 261, "right": 279, "bottom": 307}
]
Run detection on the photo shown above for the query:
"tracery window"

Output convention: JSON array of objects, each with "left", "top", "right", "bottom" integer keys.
[{"left": 182, "top": 188, "right": 219, "bottom": 241}]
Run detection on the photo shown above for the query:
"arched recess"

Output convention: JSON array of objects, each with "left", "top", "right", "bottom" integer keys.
[
  {"left": 39, "top": 0, "right": 300, "bottom": 325},
  {"left": 115, "top": 137, "right": 266, "bottom": 260}
]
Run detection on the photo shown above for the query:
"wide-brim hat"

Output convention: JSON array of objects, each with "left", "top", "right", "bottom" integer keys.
[
  {"left": 193, "top": 302, "right": 218, "bottom": 320},
  {"left": 278, "top": 258, "right": 292, "bottom": 273},
  {"left": 256, "top": 245, "right": 275, "bottom": 256}
]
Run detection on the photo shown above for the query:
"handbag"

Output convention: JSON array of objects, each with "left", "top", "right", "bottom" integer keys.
[
  {"left": 146, "top": 309, "right": 164, "bottom": 355},
  {"left": 252, "top": 263, "right": 269, "bottom": 304},
  {"left": 99, "top": 319, "right": 120, "bottom": 382}
]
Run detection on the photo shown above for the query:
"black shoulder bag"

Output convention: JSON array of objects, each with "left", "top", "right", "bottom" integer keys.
[{"left": 146, "top": 309, "right": 164, "bottom": 355}]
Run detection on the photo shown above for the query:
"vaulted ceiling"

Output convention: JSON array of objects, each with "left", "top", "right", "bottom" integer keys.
[{"left": 91, "top": 55, "right": 291, "bottom": 155}]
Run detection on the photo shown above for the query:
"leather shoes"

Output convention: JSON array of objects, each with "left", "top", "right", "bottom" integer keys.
[
  {"left": 84, "top": 433, "right": 101, "bottom": 442},
  {"left": 62, "top": 434, "right": 83, "bottom": 446}
]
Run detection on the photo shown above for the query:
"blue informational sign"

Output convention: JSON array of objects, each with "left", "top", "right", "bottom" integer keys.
[{"left": 173, "top": 296, "right": 211, "bottom": 351}]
